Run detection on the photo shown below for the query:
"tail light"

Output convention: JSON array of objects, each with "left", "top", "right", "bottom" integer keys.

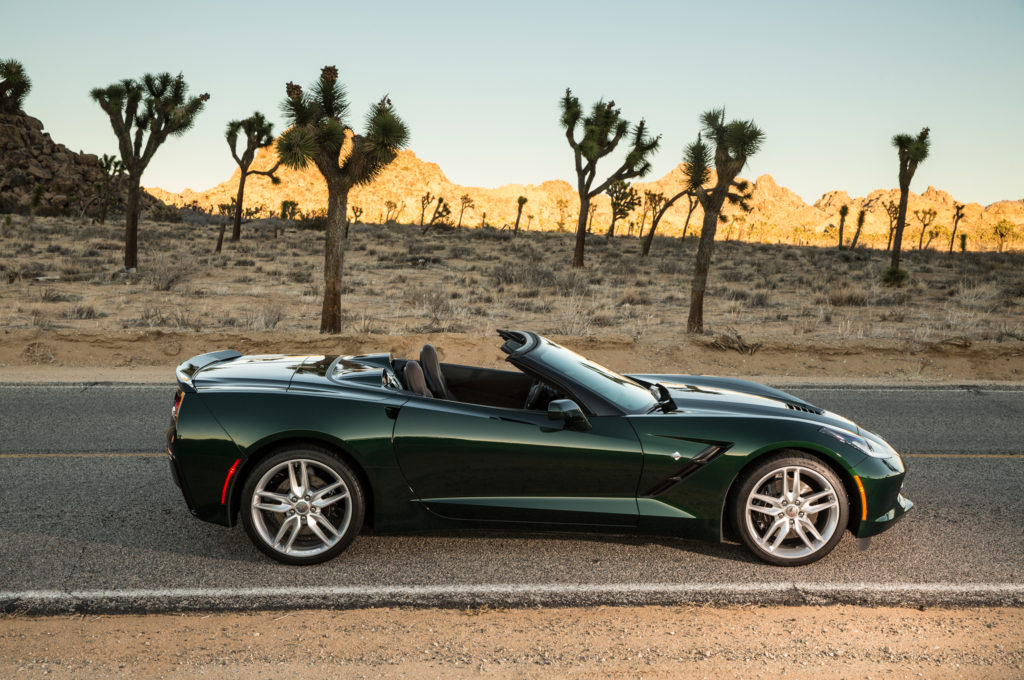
[{"left": 171, "top": 390, "right": 184, "bottom": 422}]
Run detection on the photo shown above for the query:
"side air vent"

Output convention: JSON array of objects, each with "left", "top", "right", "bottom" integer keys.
[{"left": 786, "top": 402, "right": 824, "bottom": 415}]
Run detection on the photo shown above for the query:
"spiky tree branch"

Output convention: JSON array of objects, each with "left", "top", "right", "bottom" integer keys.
[
  {"left": 604, "top": 180, "right": 639, "bottom": 238},
  {"left": 0, "top": 59, "right": 32, "bottom": 114}
]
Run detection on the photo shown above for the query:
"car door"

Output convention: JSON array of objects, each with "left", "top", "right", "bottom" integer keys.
[{"left": 392, "top": 396, "right": 643, "bottom": 526}]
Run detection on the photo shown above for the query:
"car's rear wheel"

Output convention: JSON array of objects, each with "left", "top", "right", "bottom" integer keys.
[
  {"left": 240, "top": 446, "right": 364, "bottom": 565},
  {"left": 732, "top": 452, "right": 848, "bottom": 566}
]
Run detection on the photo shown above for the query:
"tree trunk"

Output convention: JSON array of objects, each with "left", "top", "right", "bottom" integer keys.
[
  {"left": 124, "top": 179, "right": 141, "bottom": 270},
  {"left": 457, "top": 206, "right": 465, "bottom": 228},
  {"left": 641, "top": 216, "right": 658, "bottom": 256},
  {"left": 215, "top": 223, "right": 226, "bottom": 253},
  {"left": 514, "top": 204, "right": 524, "bottom": 235},
  {"left": 687, "top": 206, "right": 720, "bottom": 334},
  {"left": 231, "top": 171, "right": 247, "bottom": 241},
  {"left": 837, "top": 215, "right": 846, "bottom": 249},
  {"left": 889, "top": 185, "right": 910, "bottom": 270},
  {"left": 949, "top": 220, "right": 959, "bottom": 254},
  {"left": 850, "top": 223, "right": 863, "bottom": 249},
  {"left": 606, "top": 215, "right": 617, "bottom": 239},
  {"left": 917, "top": 221, "right": 926, "bottom": 250},
  {"left": 572, "top": 199, "right": 589, "bottom": 268},
  {"left": 320, "top": 180, "right": 349, "bottom": 334}
]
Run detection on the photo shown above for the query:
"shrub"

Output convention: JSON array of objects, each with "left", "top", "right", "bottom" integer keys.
[{"left": 881, "top": 267, "right": 908, "bottom": 287}]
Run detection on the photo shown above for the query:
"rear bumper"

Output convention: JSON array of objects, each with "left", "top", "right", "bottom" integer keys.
[{"left": 167, "top": 425, "right": 197, "bottom": 515}]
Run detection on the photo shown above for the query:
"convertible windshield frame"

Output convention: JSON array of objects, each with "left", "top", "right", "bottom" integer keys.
[{"left": 506, "top": 332, "right": 658, "bottom": 416}]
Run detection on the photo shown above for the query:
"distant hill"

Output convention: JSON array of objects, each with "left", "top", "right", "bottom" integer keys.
[{"left": 149, "top": 140, "right": 1023, "bottom": 250}]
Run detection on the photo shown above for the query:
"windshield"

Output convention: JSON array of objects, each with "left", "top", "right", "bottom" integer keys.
[{"left": 534, "top": 338, "right": 657, "bottom": 413}]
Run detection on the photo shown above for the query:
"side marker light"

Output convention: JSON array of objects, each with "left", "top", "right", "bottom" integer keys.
[{"left": 221, "top": 458, "right": 242, "bottom": 505}]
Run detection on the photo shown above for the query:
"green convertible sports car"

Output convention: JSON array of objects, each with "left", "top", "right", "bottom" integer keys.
[{"left": 167, "top": 329, "right": 912, "bottom": 566}]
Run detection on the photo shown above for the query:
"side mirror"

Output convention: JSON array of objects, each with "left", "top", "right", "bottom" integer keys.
[{"left": 547, "top": 399, "right": 591, "bottom": 431}]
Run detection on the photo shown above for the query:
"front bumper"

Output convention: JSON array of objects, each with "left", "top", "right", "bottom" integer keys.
[{"left": 856, "top": 492, "right": 913, "bottom": 538}]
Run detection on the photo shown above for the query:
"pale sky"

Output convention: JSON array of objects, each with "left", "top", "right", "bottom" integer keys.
[{"left": 6, "top": 0, "right": 1023, "bottom": 205}]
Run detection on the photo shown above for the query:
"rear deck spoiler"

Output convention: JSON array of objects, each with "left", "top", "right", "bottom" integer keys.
[{"left": 175, "top": 350, "right": 242, "bottom": 392}]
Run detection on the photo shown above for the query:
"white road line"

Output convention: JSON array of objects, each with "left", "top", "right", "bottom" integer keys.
[{"left": 3, "top": 582, "right": 1023, "bottom": 602}]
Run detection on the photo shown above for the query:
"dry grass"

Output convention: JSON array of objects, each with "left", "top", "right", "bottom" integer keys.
[{"left": 0, "top": 214, "right": 1022, "bottom": 356}]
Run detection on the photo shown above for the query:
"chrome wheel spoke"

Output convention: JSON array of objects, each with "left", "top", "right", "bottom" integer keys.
[
  {"left": 802, "top": 489, "right": 832, "bottom": 505},
  {"left": 313, "top": 513, "right": 341, "bottom": 538},
  {"left": 283, "top": 516, "right": 302, "bottom": 552},
  {"left": 287, "top": 463, "right": 302, "bottom": 497},
  {"left": 747, "top": 502, "right": 777, "bottom": 516},
  {"left": 312, "top": 481, "right": 344, "bottom": 501},
  {"left": 314, "top": 490, "right": 349, "bottom": 509},
  {"left": 300, "top": 461, "right": 310, "bottom": 497},
  {"left": 273, "top": 515, "right": 298, "bottom": 547},
  {"left": 751, "top": 493, "right": 781, "bottom": 508},
  {"left": 803, "top": 498, "right": 838, "bottom": 514},
  {"left": 768, "top": 520, "right": 790, "bottom": 552},
  {"left": 801, "top": 518, "right": 824, "bottom": 543},
  {"left": 254, "top": 501, "right": 291, "bottom": 514},
  {"left": 793, "top": 519, "right": 817, "bottom": 550},
  {"left": 306, "top": 515, "right": 331, "bottom": 544}
]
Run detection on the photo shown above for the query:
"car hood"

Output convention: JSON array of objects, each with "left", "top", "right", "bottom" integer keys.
[{"left": 628, "top": 373, "right": 858, "bottom": 431}]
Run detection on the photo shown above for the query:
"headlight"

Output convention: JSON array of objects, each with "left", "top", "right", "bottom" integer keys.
[{"left": 819, "top": 426, "right": 890, "bottom": 458}]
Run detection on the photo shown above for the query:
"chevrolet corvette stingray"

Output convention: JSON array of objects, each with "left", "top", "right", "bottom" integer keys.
[{"left": 167, "top": 330, "right": 912, "bottom": 566}]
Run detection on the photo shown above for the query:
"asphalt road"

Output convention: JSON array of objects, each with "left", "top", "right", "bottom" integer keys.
[{"left": 1, "top": 384, "right": 1022, "bottom": 613}]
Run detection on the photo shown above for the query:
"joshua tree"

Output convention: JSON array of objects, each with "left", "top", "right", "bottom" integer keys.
[
  {"left": 91, "top": 72, "right": 209, "bottom": 270},
  {"left": 225, "top": 112, "right": 280, "bottom": 242},
  {"left": 949, "top": 202, "right": 965, "bottom": 253},
  {"left": 280, "top": 200, "right": 298, "bottom": 221},
  {"left": 849, "top": 208, "right": 866, "bottom": 249},
  {"left": 683, "top": 109, "right": 764, "bottom": 334},
  {"left": 837, "top": 204, "right": 849, "bottom": 249},
  {"left": 81, "top": 154, "right": 124, "bottom": 224},
  {"left": 559, "top": 88, "right": 660, "bottom": 267},
  {"left": 276, "top": 66, "right": 409, "bottom": 333},
  {"left": 923, "top": 224, "right": 947, "bottom": 251},
  {"left": 480, "top": 211, "right": 487, "bottom": 228},
  {"left": 638, "top": 190, "right": 663, "bottom": 240},
  {"left": 992, "top": 219, "right": 1016, "bottom": 253},
  {"left": 882, "top": 199, "right": 899, "bottom": 251},
  {"left": 889, "top": 127, "right": 931, "bottom": 271},
  {"left": 350, "top": 205, "right": 363, "bottom": 225},
  {"left": 604, "top": 180, "right": 639, "bottom": 238},
  {"left": 513, "top": 195, "right": 527, "bottom": 234},
  {"left": 422, "top": 196, "right": 451, "bottom": 233},
  {"left": 457, "top": 194, "right": 473, "bottom": 227},
  {"left": 0, "top": 59, "right": 31, "bottom": 114},
  {"left": 554, "top": 198, "right": 569, "bottom": 231},
  {"left": 914, "top": 208, "right": 937, "bottom": 250},
  {"left": 383, "top": 200, "right": 397, "bottom": 222},
  {"left": 419, "top": 192, "right": 434, "bottom": 226}
]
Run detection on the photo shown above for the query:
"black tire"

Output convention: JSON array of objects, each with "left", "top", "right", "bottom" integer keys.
[
  {"left": 730, "top": 451, "right": 848, "bottom": 566},
  {"left": 240, "top": 445, "right": 365, "bottom": 565}
]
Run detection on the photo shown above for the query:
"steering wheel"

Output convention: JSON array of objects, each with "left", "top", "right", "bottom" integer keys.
[{"left": 524, "top": 381, "right": 547, "bottom": 411}]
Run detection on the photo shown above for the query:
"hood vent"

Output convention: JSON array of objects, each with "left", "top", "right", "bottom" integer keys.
[{"left": 786, "top": 402, "right": 824, "bottom": 415}]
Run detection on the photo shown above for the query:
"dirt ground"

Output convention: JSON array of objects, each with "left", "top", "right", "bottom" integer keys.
[
  {"left": 2, "top": 605, "right": 1022, "bottom": 679},
  {"left": 2, "top": 215, "right": 1022, "bottom": 384}
]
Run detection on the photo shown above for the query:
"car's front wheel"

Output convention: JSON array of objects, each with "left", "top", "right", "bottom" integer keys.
[
  {"left": 240, "top": 446, "right": 364, "bottom": 565},
  {"left": 732, "top": 452, "right": 848, "bottom": 566}
]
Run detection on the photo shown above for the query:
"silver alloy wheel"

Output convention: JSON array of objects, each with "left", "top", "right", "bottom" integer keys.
[
  {"left": 744, "top": 465, "right": 841, "bottom": 560},
  {"left": 250, "top": 458, "right": 352, "bottom": 558}
]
